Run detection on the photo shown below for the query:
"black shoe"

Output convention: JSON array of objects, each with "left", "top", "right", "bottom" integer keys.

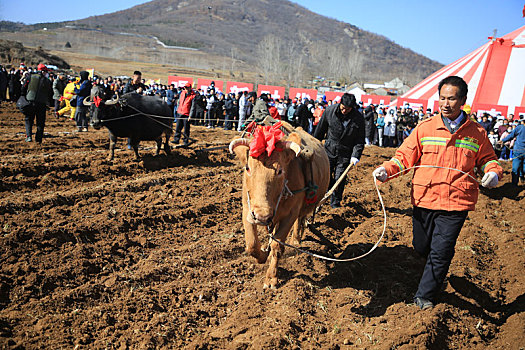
[{"left": 414, "top": 297, "right": 434, "bottom": 310}]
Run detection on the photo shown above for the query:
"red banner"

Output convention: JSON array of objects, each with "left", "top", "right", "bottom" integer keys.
[
  {"left": 396, "top": 98, "right": 428, "bottom": 111},
  {"left": 197, "top": 79, "right": 224, "bottom": 93},
  {"left": 257, "top": 85, "right": 286, "bottom": 100},
  {"left": 513, "top": 106, "right": 525, "bottom": 119},
  {"left": 432, "top": 100, "right": 440, "bottom": 113},
  {"left": 471, "top": 103, "right": 508, "bottom": 118},
  {"left": 360, "top": 95, "right": 391, "bottom": 107},
  {"left": 226, "top": 81, "right": 253, "bottom": 94},
  {"left": 168, "top": 76, "right": 193, "bottom": 88},
  {"left": 324, "top": 91, "right": 344, "bottom": 103},
  {"left": 289, "top": 88, "right": 317, "bottom": 101}
]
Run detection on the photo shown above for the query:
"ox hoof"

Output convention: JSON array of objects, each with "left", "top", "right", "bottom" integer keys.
[
  {"left": 263, "top": 284, "right": 277, "bottom": 290},
  {"left": 264, "top": 278, "right": 278, "bottom": 290}
]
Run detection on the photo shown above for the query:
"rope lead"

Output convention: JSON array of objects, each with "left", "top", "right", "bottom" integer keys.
[{"left": 268, "top": 165, "right": 479, "bottom": 262}]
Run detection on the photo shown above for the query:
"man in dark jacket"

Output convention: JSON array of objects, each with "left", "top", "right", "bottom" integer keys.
[
  {"left": 314, "top": 93, "right": 365, "bottom": 208},
  {"left": 74, "top": 71, "right": 92, "bottom": 132},
  {"left": 20, "top": 63, "right": 53, "bottom": 143},
  {"left": 123, "top": 71, "right": 146, "bottom": 94},
  {"left": 294, "top": 98, "right": 312, "bottom": 132},
  {"left": 52, "top": 74, "right": 67, "bottom": 118},
  {"left": 223, "top": 93, "right": 235, "bottom": 130},
  {"left": 363, "top": 105, "right": 375, "bottom": 146}
]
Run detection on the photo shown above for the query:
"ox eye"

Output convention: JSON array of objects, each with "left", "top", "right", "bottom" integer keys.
[
  {"left": 244, "top": 165, "right": 251, "bottom": 175},
  {"left": 276, "top": 168, "right": 283, "bottom": 176}
]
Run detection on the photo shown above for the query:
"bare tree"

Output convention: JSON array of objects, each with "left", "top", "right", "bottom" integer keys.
[{"left": 256, "top": 34, "right": 282, "bottom": 85}]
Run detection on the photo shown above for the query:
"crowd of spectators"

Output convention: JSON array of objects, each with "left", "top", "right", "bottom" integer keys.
[{"left": 0, "top": 63, "right": 523, "bottom": 159}]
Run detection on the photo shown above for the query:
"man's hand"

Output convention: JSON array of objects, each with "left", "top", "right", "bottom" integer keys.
[
  {"left": 481, "top": 171, "right": 498, "bottom": 188},
  {"left": 350, "top": 157, "right": 359, "bottom": 166},
  {"left": 373, "top": 167, "right": 388, "bottom": 182}
]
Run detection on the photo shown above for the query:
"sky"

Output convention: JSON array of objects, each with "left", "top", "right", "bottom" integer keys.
[{"left": 1, "top": 0, "right": 524, "bottom": 65}]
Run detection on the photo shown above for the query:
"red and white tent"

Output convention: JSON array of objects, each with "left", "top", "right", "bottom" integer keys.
[{"left": 398, "top": 25, "right": 525, "bottom": 116}]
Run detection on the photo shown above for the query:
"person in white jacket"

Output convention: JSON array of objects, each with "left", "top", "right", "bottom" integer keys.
[{"left": 383, "top": 109, "right": 397, "bottom": 147}]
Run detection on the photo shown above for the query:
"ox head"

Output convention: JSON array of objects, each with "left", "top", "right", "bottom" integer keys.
[
  {"left": 83, "top": 85, "right": 120, "bottom": 129},
  {"left": 230, "top": 130, "right": 302, "bottom": 226}
]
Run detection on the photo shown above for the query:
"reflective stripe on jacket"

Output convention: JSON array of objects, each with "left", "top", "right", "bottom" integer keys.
[{"left": 381, "top": 114, "right": 503, "bottom": 211}]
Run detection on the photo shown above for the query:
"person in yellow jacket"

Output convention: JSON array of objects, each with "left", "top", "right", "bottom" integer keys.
[
  {"left": 373, "top": 76, "right": 503, "bottom": 310},
  {"left": 58, "top": 77, "right": 79, "bottom": 119}
]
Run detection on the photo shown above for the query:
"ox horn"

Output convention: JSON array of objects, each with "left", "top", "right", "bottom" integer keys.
[
  {"left": 229, "top": 138, "right": 250, "bottom": 154},
  {"left": 283, "top": 141, "right": 301, "bottom": 157},
  {"left": 105, "top": 94, "right": 120, "bottom": 106},
  {"left": 83, "top": 96, "right": 92, "bottom": 106}
]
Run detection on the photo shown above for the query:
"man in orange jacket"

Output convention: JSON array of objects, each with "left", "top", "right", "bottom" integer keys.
[{"left": 373, "top": 76, "right": 502, "bottom": 310}]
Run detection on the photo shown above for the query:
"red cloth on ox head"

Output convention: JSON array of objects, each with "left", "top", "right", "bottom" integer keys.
[
  {"left": 93, "top": 96, "right": 103, "bottom": 107},
  {"left": 249, "top": 122, "right": 284, "bottom": 158}
]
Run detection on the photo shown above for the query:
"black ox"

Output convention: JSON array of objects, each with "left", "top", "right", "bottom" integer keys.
[{"left": 84, "top": 87, "right": 173, "bottom": 160}]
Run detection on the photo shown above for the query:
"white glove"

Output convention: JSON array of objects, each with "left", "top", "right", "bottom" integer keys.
[
  {"left": 350, "top": 157, "right": 359, "bottom": 166},
  {"left": 373, "top": 166, "right": 388, "bottom": 182},
  {"left": 481, "top": 171, "right": 498, "bottom": 188}
]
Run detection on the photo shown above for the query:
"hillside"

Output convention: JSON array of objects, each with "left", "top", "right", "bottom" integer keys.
[
  {"left": 1, "top": 0, "right": 443, "bottom": 85},
  {"left": 0, "top": 39, "right": 70, "bottom": 69}
]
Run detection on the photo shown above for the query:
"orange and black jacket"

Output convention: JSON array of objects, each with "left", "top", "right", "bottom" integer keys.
[{"left": 381, "top": 113, "right": 503, "bottom": 211}]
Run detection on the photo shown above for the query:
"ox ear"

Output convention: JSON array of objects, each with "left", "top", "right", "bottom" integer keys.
[{"left": 229, "top": 138, "right": 250, "bottom": 165}]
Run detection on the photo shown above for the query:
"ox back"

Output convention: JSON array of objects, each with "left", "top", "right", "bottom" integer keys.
[{"left": 103, "top": 93, "right": 173, "bottom": 140}]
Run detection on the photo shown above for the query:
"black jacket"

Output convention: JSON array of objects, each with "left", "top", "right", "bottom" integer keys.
[
  {"left": 363, "top": 106, "right": 375, "bottom": 138},
  {"left": 294, "top": 103, "right": 312, "bottom": 130},
  {"left": 313, "top": 103, "right": 365, "bottom": 160}
]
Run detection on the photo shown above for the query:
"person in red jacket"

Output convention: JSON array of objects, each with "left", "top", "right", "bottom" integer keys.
[
  {"left": 174, "top": 82, "right": 196, "bottom": 147},
  {"left": 373, "top": 76, "right": 503, "bottom": 310}
]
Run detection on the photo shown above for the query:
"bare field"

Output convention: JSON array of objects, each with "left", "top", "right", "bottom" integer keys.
[{"left": 0, "top": 100, "right": 523, "bottom": 349}]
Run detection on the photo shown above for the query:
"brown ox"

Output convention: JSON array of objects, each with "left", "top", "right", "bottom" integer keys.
[{"left": 230, "top": 123, "right": 330, "bottom": 288}]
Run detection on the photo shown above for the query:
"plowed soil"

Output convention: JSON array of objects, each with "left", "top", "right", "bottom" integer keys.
[{"left": 0, "top": 101, "right": 523, "bottom": 349}]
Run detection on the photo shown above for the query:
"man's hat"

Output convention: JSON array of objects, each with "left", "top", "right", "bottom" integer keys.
[
  {"left": 37, "top": 63, "right": 48, "bottom": 72},
  {"left": 184, "top": 82, "right": 192, "bottom": 88}
]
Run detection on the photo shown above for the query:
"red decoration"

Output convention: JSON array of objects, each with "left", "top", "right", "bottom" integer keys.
[
  {"left": 249, "top": 122, "right": 284, "bottom": 158},
  {"left": 93, "top": 96, "right": 103, "bottom": 107}
]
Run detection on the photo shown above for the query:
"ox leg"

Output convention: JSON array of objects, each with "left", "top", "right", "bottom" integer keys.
[
  {"left": 130, "top": 139, "right": 140, "bottom": 160},
  {"left": 243, "top": 208, "right": 269, "bottom": 264},
  {"left": 290, "top": 216, "right": 306, "bottom": 246},
  {"left": 164, "top": 133, "right": 171, "bottom": 155},
  {"left": 155, "top": 137, "right": 162, "bottom": 156},
  {"left": 264, "top": 216, "right": 295, "bottom": 289},
  {"left": 107, "top": 134, "right": 117, "bottom": 161}
]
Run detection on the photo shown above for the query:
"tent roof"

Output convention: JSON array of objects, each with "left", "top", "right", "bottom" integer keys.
[{"left": 399, "top": 25, "right": 525, "bottom": 114}]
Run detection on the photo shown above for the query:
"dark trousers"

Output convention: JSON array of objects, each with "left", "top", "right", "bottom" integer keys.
[
  {"left": 328, "top": 156, "right": 350, "bottom": 206},
  {"left": 24, "top": 103, "right": 46, "bottom": 142},
  {"left": 412, "top": 206, "right": 467, "bottom": 301},
  {"left": 511, "top": 151, "right": 525, "bottom": 186},
  {"left": 54, "top": 99, "right": 61, "bottom": 114},
  {"left": 224, "top": 112, "right": 233, "bottom": 130},
  {"left": 206, "top": 108, "right": 216, "bottom": 127},
  {"left": 75, "top": 105, "right": 89, "bottom": 128},
  {"left": 174, "top": 115, "right": 190, "bottom": 145}
]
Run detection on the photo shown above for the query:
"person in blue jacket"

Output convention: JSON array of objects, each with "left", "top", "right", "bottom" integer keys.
[
  {"left": 500, "top": 120, "right": 525, "bottom": 186},
  {"left": 74, "top": 71, "right": 92, "bottom": 132}
]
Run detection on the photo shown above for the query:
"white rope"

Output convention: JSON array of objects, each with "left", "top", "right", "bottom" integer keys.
[{"left": 268, "top": 165, "right": 480, "bottom": 262}]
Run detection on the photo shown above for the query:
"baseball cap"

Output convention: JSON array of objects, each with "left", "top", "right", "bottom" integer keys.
[
  {"left": 184, "top": 82, "right": 192, "bottom": 88},
  {"left": 37, "top": 63, "right": 48, "bottom": 72}
]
